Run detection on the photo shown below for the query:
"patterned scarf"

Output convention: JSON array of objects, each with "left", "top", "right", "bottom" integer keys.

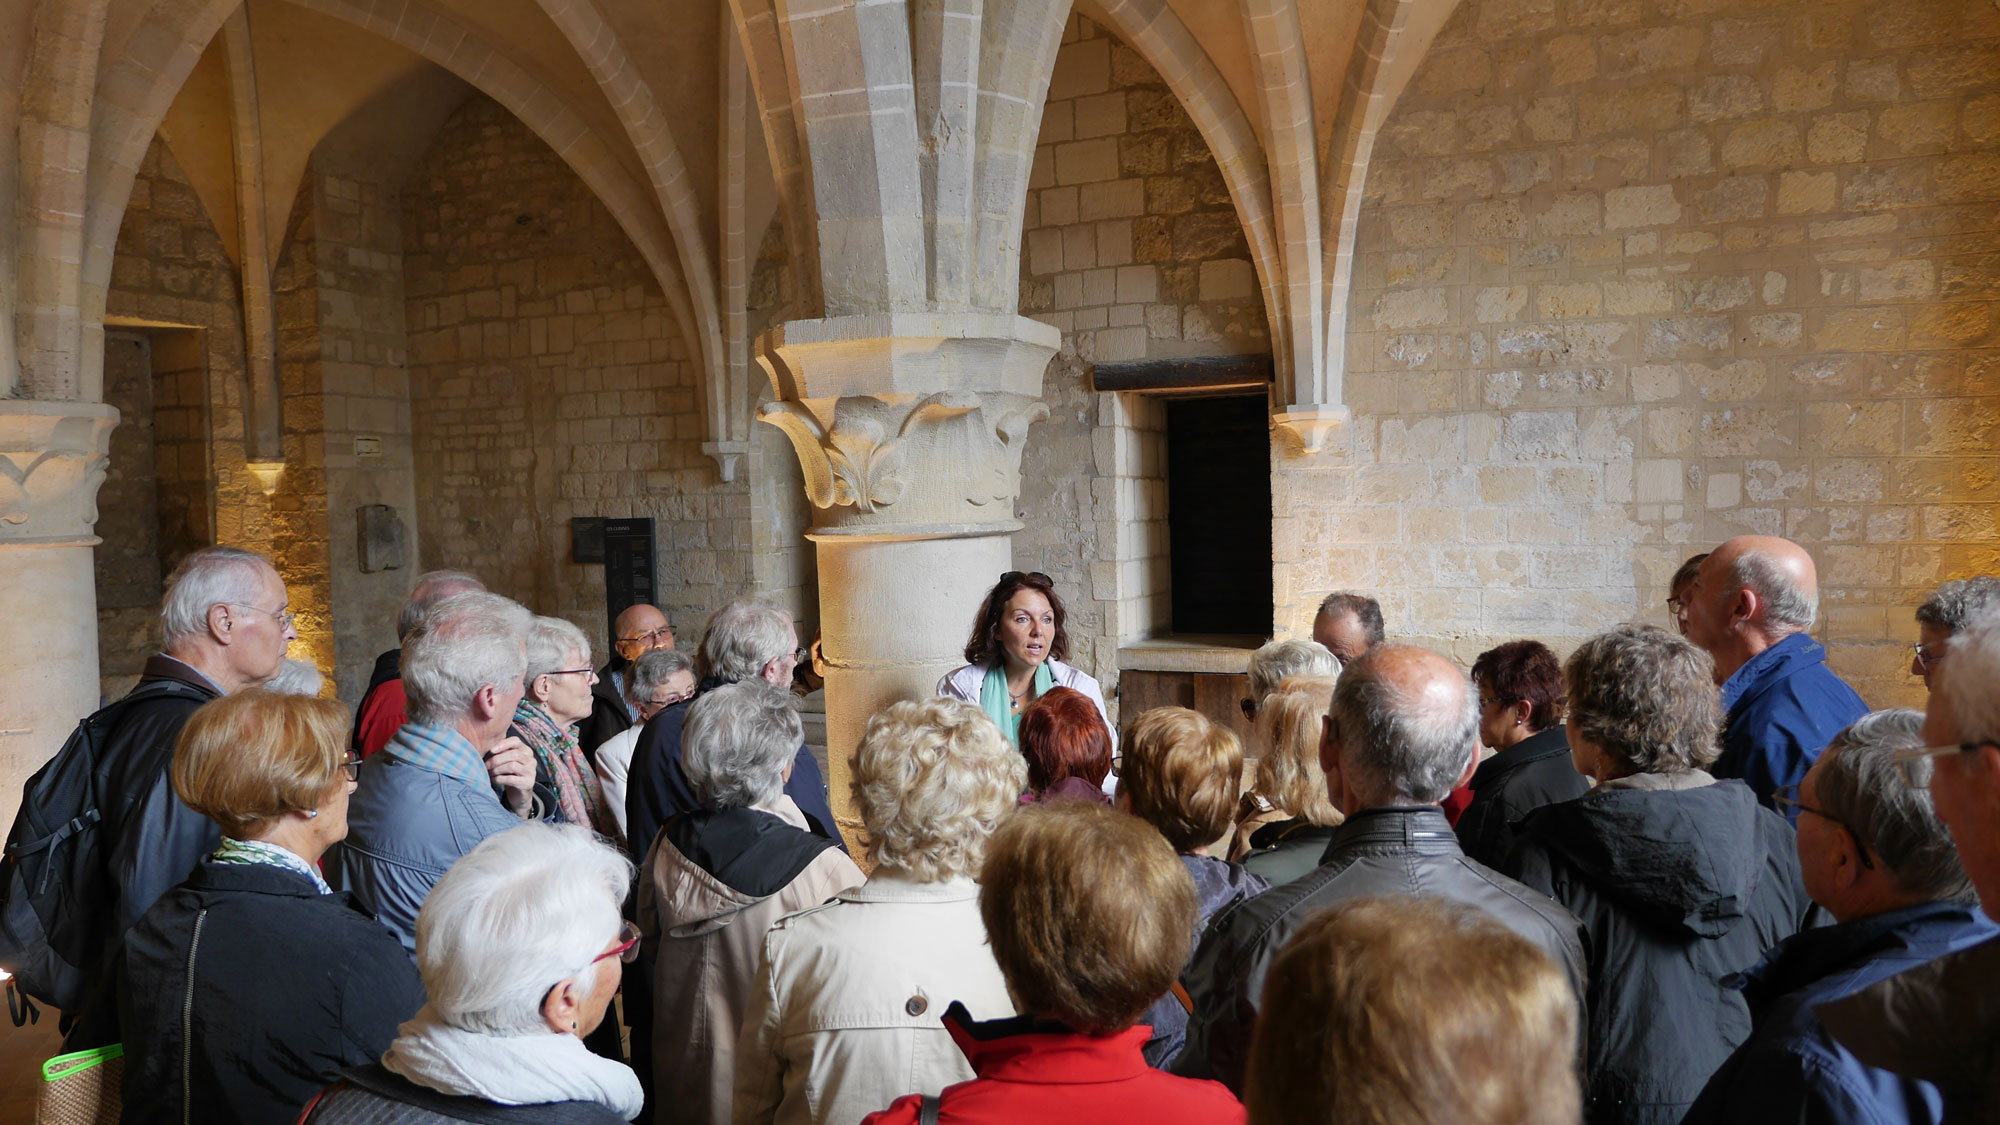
[
  {"left": 210, "top": 837, "right": 331, "bottom": 894},
  {"left": 512, "top": 700, "right": 623, "bottom": 847}
]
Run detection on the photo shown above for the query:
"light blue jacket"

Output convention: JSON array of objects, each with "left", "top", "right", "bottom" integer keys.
[{"left": 324, "top": 724, "right": 531, "bottom": 953}]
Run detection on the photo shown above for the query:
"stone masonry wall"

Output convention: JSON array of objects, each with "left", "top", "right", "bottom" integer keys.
[
  {"left": 1013, "top": 14, "right": 1271, "bottom": 694},
  {"left": 403, "top": 95, "right": 754, "bottom": 645},
  {"left": 94, "top": 330, "right": 164, "bottom": 702},
  {"left": 1277, "top": 0, "right": 2000, "bottom": 708},
  {"left": 106, "top": 138, "right": 337, "bottom": 685}
]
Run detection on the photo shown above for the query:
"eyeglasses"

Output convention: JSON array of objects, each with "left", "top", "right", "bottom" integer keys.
[
  {"left": 1000, "top": 570, "right": 1052, "bottom": 585},
  {"left": 1110, "top": 754, "right": 1123, "bottom": 777},
  {"left": 638, "top": 688, "right": 695, "bottom": 715},
  {"left": 1239, "top": 697, "right": 1258, "bottom": 721},
  {"left": 1889, "top": 741, "right": 1998, "bottom": 788},
  {"left": 1478, "top": 695, "right": 1512, "bottom": 709},
  {"left": 620, "top": 626, "right": 674, "bottom": 646},
  {"left": 546, "top": 667, "right": 597, "bottom": 679},
  {"left": 1911, "top": 642, "right": 1947, "bottom": 671},
  {"left": 793, "top": 647, "right": 810, "bottom": 665},
  {"left": 337, "top": 752, "right": 360, "bottom": 782},
  {"left": 1771, "top": 785, "right": 1875, "bottom": 870},
  {"left": 1666, "top": 597, "right": 1687, "bottom": 616},
  {"left": 226, "top": 602, "right": 295, "bottom": 630},
  {"left": 595, "top": 921, "right": 641, "bottom": 965}
]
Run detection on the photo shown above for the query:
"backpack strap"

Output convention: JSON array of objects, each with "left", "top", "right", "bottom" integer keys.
[{"left": 919, "top": 1094, "right": 940, "bottom": 1125}]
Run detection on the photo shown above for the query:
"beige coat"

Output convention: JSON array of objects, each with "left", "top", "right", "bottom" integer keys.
[
  {"left": 731, "top": 872, "right": 1016, "bottom": 1125},
  {"left": 639, "top": 806, "right": 863, "bottom": 1125}
]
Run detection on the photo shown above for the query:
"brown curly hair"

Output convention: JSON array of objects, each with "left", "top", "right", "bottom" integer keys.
[{"left": 962, "top": 571, "right": 1069, "bottom": 667}]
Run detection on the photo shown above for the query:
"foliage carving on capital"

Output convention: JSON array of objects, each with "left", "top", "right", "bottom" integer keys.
[
  {"left": 758, "top": 391, "right": 1050, "bottom": 524},
  {"left": 0, "top": 405, "right": 119, "bottom": 545}
]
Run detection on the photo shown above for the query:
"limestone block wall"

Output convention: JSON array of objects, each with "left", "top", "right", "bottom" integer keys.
[
  {"left": 1013, "top": 14, "right": 1270, "bottom": 694},
  {"left": 1279, "top": 0, "right": 2000, "bottom": 708},
  {"left": 105, "top": 138, "right": 337, "bottom": 684},
  {"left": 94, "top": 331, "right": 165, "bottom": 702},
  {"left": 403, "top": 96, "right": 755, "bottom": 645}
]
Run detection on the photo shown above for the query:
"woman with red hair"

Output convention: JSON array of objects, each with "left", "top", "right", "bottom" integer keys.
[
  {"left": 1015, "top": 688, "right": 1113, "bottom": 806},
  {"left": 938, "top": 571, "right": 1115, "bottom": 752}
]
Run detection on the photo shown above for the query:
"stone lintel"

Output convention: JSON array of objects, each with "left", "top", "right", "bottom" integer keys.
[{"left": 0, "top": 400, "right": 121, "bottom": 546}]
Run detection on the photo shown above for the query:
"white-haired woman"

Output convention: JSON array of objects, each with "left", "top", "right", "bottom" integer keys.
[
  {"left": 512, "top": 615, "right": 623, "bottom": 846},
  {"left": 641, "top": 680, "right": 864, "bottom": 1125},
  {"left": 303, "top": 822, "right": 642, "bottom": 1124},
  {"left": 735, "top": 697, "right": 1024, "bottom": 1125}
]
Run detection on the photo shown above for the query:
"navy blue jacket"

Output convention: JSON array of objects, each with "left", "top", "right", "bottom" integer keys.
[
  {"left": 1716, "top": 634, "right": 1868, "bottom": 810},
  {"left": 623, "top": 696, "right": 839, "bottom": 864},
  {"left": 1684, "top": 899, "right": 1997, "bottom": 1125}
]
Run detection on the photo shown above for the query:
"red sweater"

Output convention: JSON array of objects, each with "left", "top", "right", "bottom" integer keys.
[{"left": 864, "top": 1004, "right": 1245, "bottom": 1125}]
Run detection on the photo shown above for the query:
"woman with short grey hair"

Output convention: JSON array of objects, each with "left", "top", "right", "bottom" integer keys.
[
  {"left": 639, "top": 681, "right": 864, "bottom": 1125},
  {"left": 302, "top": 823, "right": 642, "bottom": 1124},
  {"left": 591, "top": 648, "right": 697, "bottom": 839},
  {"left": 510, "top": 615, "right": 622, "bottom": 845},
  {"left": 736, "top": 698, "right": 1025, "bottom": 1125},
  {"left": 1502, "top": 624, "right": 1815, "bottom": 1125}
]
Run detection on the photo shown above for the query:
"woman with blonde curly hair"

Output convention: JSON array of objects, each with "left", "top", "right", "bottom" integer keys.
[
  {"left": 734, "top": 697, "right": 1027, "bottom": 1125},
  {"left": 1234, "top": 675, "right": 1344, "bottom": 887}
]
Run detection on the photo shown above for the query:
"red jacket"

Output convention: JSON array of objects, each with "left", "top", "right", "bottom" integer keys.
[{"left": 864, "top": 1003, "right": 1245, "bottom": 1125}]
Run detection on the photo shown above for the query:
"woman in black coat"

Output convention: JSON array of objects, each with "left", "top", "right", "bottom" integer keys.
[
  {"left": 120, "top": 689, "right": 425, "bottom": 1125},
  {"left": 1500, "top": 625, "right": 1816, "bottom": 1125}
]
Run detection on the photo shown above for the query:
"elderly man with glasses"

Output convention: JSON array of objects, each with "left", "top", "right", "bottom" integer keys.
[
  {"left": 1815, "top": 616, "right": 2000, "bottom": 1124},
  {"left": 1685, "top": 709, "right": 1995, "bottom": 1125},
  {"left": 41, "top": 546, "right": 296, "bottom": 1047},
  {"left": 579, "top": 603, "right": 677, "bottom": 760},
  {"left": 1908, "top": 576, "right": 2000, "bottom": 692}
]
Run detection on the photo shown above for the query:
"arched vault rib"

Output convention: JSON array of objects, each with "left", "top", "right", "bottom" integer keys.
[
  {"left": 532, "top": 0, "right": 733, "bottom": 448},
  {"left": 79, "top": 0, "right": 704, "bottom": 430},
  {"left": 1081, "top": 0, "right": 1284, "bottom": 393}
]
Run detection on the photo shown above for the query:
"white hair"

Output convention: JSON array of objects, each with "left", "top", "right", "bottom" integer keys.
[
  {"left": 524, "top": 616, "right": 592, "bottom": 687},
  {"left": 160, "top": 547, "right": 276, "bottom": 646},
  {"left": 414, "top": 823, "right": 632, "bottom": 1035},
  {"left": 1248, "top": 639, "right": 1341, "bottom": 703},
  {"left": 1943, "top": 619, "right": 2000, "bottom": 747},
  {"left": 682, "top": 680, "right": 802, "bottom": 810},
  {"left": 697, "top": 599, "right": 794, "bottom": 684},
  {"left": 402, "top": 593, "right": 532, "bottom": 728},
  {"left": 398, "top": 569, "right": 486, "bottom": 641},
  {"left": 627, "top": 649, "right": 695, "bottom": 703},
  {"left": 265, "top": 659, "right": 323, "bottom": 697},
  {"left": 1729, "top": 549, "right": 1817, "bottom": 634},
  {"left": 1329, "top": 645, "right": 1478, "bottom": 806}
]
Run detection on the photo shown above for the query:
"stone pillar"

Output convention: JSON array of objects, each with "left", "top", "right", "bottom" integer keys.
[
  {"left": 757, "top": 312, "right": 1057, "bottom": 843},
  {"left": 0, "top": 401, "right": 118, "bottom": 828}
]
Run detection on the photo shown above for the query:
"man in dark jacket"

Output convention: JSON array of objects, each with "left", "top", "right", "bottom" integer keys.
[
  {"left": 1174, "top": 645, "right": 1586, "bottom": 1095},
  {"left": 64, "top": 546, "right": 296, "bottom": 1043},
  {"left": 625, "top": 598, "right": 837, "bottom": 861},
  {"left": 1684, "top": 709, "right": 1996, "bottom": 1125},
  {"left": 351, "top": 570, "right": 486, "bottom": 757},
  {"left": 577, "top": 603, "right": 674, "bottom": 760},
  {"left": 1819, "top": 618, "right": 2000, "bottom": 1125},
  {"left": 1682, "top": 536, "right": 1868, "bottom": 809}
]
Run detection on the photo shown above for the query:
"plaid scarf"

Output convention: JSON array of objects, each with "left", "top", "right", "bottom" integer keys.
[{"left": 512, "top": 699, "right": 623, "bottom": 846}]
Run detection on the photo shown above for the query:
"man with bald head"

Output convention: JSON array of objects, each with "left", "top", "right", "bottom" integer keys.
[
  {"left": 1682, "top": 535, "right": 1869, "bottom": 810},
  {"left": 1174, "top": 644, "right": 1586, "bottom": 1094},
  {"left": 579, "top": 602, "right": 675, "bottom": 758}
]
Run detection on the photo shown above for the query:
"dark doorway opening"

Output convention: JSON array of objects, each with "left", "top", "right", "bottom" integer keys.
[{"left": 1164, "top": 393, "right": 1272, "bottom": 635}]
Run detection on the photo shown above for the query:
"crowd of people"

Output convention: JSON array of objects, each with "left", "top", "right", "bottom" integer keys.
[{"left": 14, "top": 534, "right": 2000, "bottom": 1125}]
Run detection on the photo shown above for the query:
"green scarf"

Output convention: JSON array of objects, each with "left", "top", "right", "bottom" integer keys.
[{"left": 980, "top": 661, "right": 1057, "bottom": 745}]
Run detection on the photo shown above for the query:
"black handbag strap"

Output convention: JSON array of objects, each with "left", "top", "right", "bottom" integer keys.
[{"left": 920, "top": 1093, "right": 940, "bottom": 1125}]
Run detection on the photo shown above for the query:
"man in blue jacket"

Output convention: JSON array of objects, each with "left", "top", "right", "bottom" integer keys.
[
  {"left": 1682, "top": 535, "right": 1868, "bottom": 810},
  {"left": 1683, "top": 708, "right": 1996, "bottom": 1125}
]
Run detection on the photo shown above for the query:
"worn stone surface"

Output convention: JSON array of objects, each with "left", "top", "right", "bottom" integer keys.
[{"left": 1314, "top": 0, "right": 2000, "bottom": 705}]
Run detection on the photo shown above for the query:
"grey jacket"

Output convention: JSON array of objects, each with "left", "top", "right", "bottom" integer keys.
[
  {"left": 324, "top": 727, "right": 530, "bottom": 953},
  {"left": 1174, "top": 806, "right": 1588, "bottom": 1095}
]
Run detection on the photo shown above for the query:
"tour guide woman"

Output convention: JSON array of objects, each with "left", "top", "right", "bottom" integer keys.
[{"left": 939, "top": 571, "right": 1113, "bottom": 747}]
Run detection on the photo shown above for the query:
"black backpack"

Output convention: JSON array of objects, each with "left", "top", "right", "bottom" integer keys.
[{"left": 0, "top": 679, "right": 204, "bottom": 1020}]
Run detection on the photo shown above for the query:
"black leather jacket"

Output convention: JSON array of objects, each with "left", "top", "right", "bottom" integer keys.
[
  {"left": 1456, "top": 724, "right": 1590, "bottom": 868},
  {"left": 1174, "top": 805, "right": 1588, "bottom": 1094}
]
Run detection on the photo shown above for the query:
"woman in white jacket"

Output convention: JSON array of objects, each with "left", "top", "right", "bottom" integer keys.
[
  {"left": 732, "top": 697, "right": 1026, "bottom": 1125},
  {"left": 936, "top": 570, "right": 1114, "bottom": 748}
]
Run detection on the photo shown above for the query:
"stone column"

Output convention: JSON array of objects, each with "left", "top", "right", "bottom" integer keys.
[
  {"left": 0, "top": 401, "right": 118, "bottom": 828},
  {"left": 758, "top": 312, "right": 1056, "bottom": 844}
]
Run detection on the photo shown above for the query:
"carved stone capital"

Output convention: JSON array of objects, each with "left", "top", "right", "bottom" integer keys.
[
  {"left": 0, "top": 401, "right": 120, "bottom": 547},
  {"left": 755, "top": 315, "right": 1058, "bottom": 538}
]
